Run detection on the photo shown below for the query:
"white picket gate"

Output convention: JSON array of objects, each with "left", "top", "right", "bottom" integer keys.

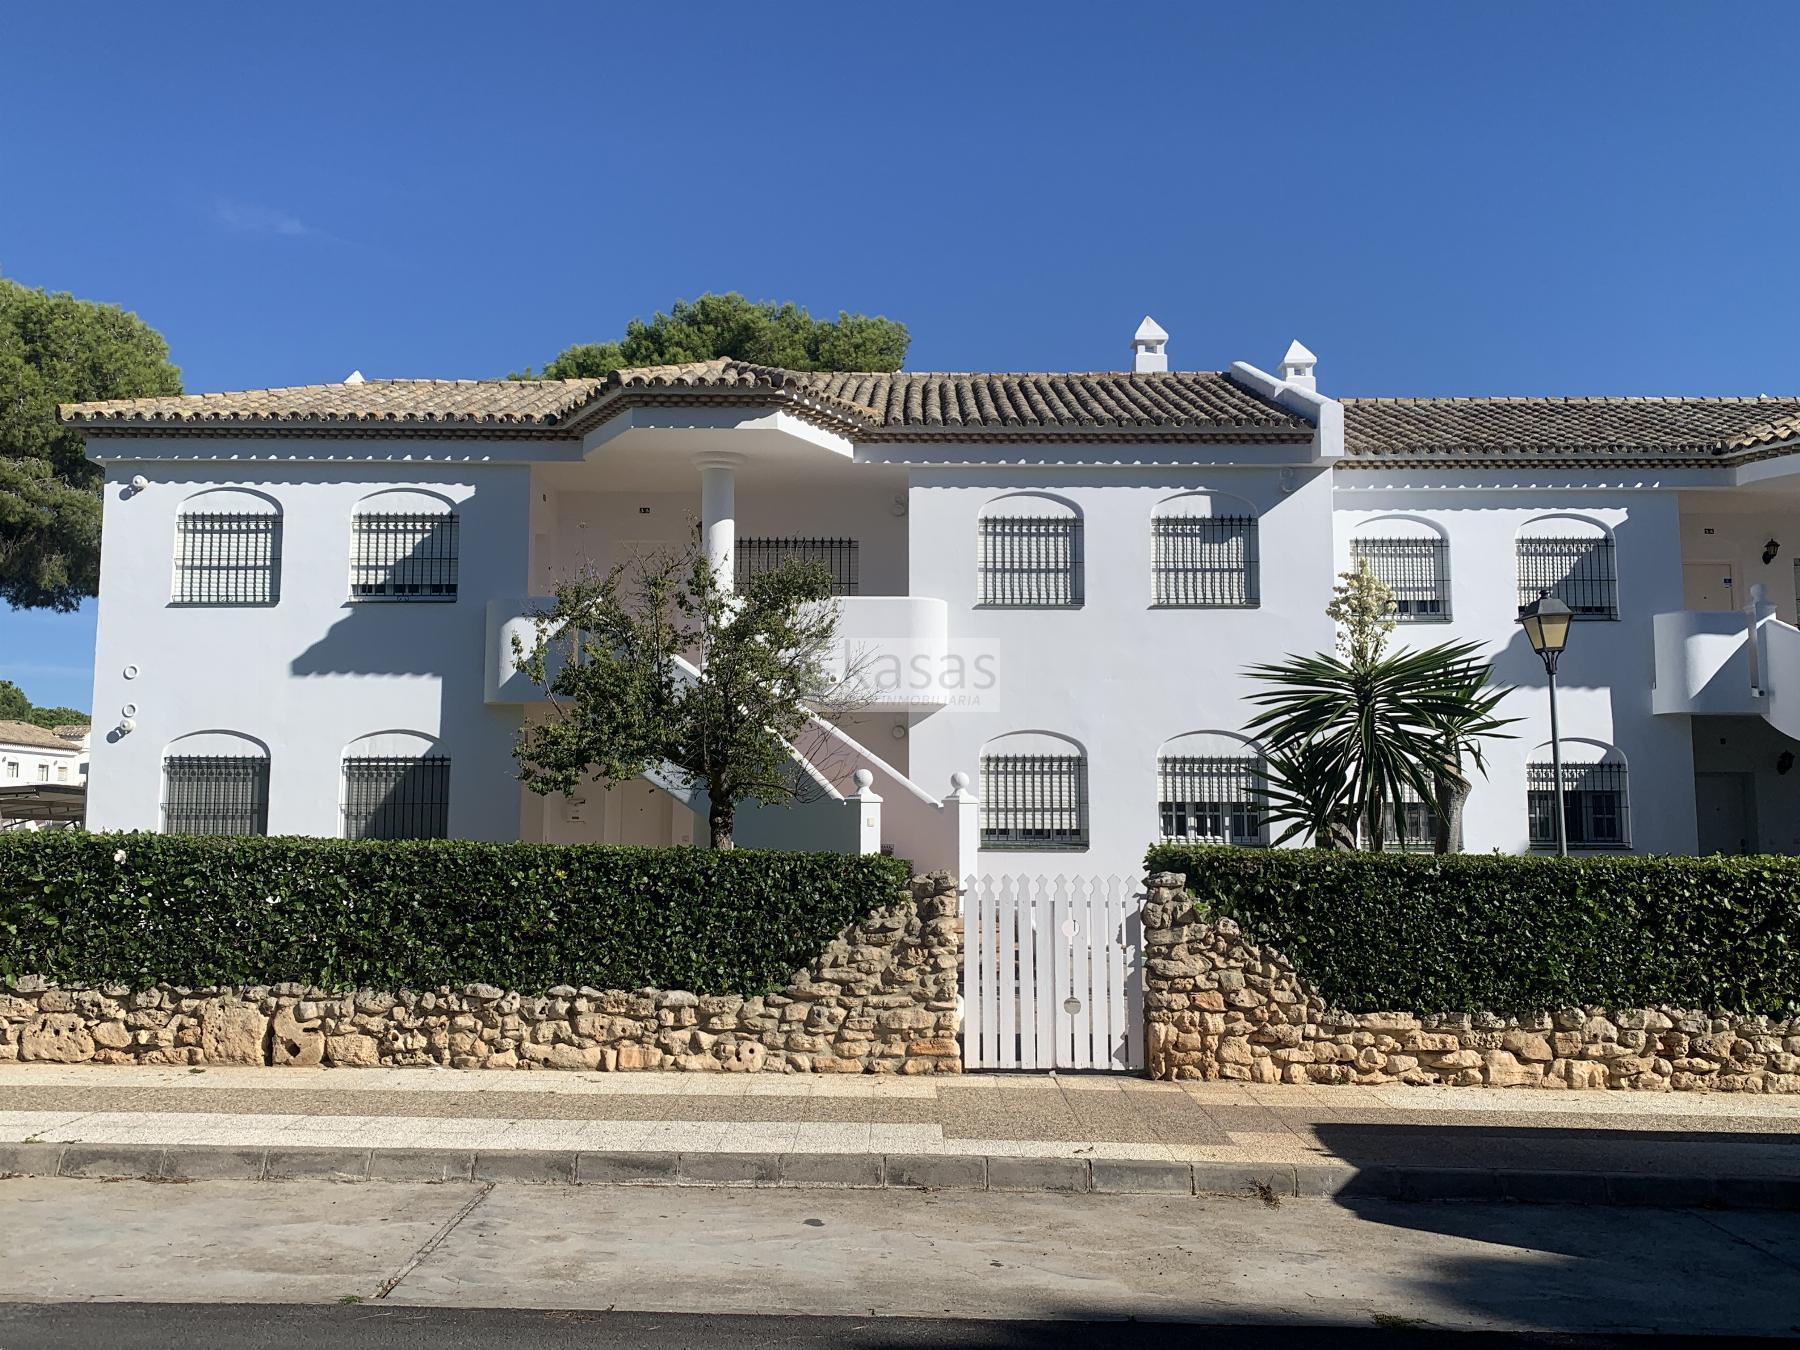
[{"left": 961, "top": 874, "right": 1144, "bottom": 1072}]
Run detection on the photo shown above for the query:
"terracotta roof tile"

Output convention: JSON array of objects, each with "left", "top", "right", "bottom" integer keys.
[
  {"left": 1343, "top": 396, "right": 1800, "bottom": 461},
  {"left": 0, "top": 721, "right": 81, "bottom": 752},
  {"left": 62, "top": 361, "right": 1314, "bottom": 441},
  {"left": 61, "top": 379, "right": 602, "bottom": 433}
]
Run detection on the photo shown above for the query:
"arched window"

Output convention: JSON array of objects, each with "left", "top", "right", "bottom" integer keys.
[
  {"left": 1527, "top": 739, "right": 1628, "bottom": 849},
  {"left": 350, "top": 490, "right": 459, "bottom": 602},
  {"left": 979, "top": 731, "right": 1087, "bottom": 850},
  {"left": 172, "top": 489, "right": 281, "bottom": 606},
  {"left": 1156, "top": 732, "right": 1266, "bottom": 846},
  {"left": 1516, "top": 516, "right": 1616, "bottom": 620},
  {"left": 1351, "top": 516, "right": 1450, "bottom": 622},
  {"left": 341, "top": 730, "right": 449, "bottom": 839},
  {"left": 978, "top": 494, "right": 1082, "bottom": 608},
  {"left": 1151, "top": 492, "right": 1258, "bottom": 608},
  {"left": 161, "top": 731, "right": 269, "bottom": 836}
]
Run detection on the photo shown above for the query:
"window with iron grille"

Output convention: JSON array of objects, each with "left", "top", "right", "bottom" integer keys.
[
  {"left": 1385, "top": 785, "right": 1443, "bottom": 853},
  {"left": 162, "top": 756, "right": 269, "bottom": 836},
  {"left": 350, "top": 514, "right": 459, "bottom": 601},
  {"left": 172, "top": 513, "right": 281, "bottom": 605},
  {"left": 1352, "top": 537, "right": 1450, "bottom": 621},
  {"left": 735, "top": 537, "right": 859, "bottom": 595},
  {"left": 980, "top": 754, "right": 1088, "bottom": 850},
  {"left": 979, "top": 517, "right": 1083, "bottom": 607},
  {"left": 1152, "top": 516, "right": 1259, "bottom": 607},
  {"left": 342, "top": 756, "right": 450, "bottom": 839},
  {"left": 1157, "top": 755, "right": 1265, "bottom": 846},
  {"left": 1527, "top": 761, "right": 1629, "bottom": 849},
  {"left": 1516, "top": 536, "right": 1617, "bottom": 618}
]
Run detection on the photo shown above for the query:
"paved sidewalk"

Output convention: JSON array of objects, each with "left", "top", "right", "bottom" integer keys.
[{"left": 2, "top": 1064, "right": 1797, "bottom": 1206}]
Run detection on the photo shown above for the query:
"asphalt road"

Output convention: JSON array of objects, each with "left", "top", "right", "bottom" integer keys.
[{"left": 0, "top": 1305, "right": 1789, "bottom": 1350}]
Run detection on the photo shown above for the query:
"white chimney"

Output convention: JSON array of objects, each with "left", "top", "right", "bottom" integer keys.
[
  {"left": 1131, "top": 316, "right": 1169, "bottom": 374},
  {"left": 1278, "top": 340, "right": 1316, "bottom": 392},
  {"left": 343, "top": 370, "right": 366, "bottom": 385}
]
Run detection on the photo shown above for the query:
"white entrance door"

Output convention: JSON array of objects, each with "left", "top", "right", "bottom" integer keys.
[
  {"left": 962, "top": 874, "right": 1143, "bottom": 1071},
  {"left": 1684, "top": 562, "right": 1736, "bottom": 611}
]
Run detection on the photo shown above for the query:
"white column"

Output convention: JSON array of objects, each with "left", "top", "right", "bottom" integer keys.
[{"left": 695, "top": 453, "right": 743, "bottom": 592}]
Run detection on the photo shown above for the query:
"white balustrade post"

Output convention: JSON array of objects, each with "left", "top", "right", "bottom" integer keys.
[
  {"left": 944, "top": 770, "right": 979, "bottom": 909},
  {"left": 1749, "top": 581, "right": 1776, "bottom": 694},
  {"left": 851, "top": 768, "right": 883, "bottom": 856},
  {"left": 695, "top": 452, "right": 742, "bottom": 594}
]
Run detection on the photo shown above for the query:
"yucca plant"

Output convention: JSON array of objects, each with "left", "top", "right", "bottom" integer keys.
[{"left": 1244, "top": 561, "right": 1514, "bottom": 851}]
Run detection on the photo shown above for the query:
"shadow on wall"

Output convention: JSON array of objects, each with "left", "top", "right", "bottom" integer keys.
[{"left": 284, "top": 484, "right": 523, "bottom": 841}]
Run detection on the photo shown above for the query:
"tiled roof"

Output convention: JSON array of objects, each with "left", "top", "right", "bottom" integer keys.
[
  {"left": 1343, "top": 396, "right": 1800, "bottom": 462},
  {"left": 63, "top": 361, "right": 1314, "bottom": 441},
  {"left": 60, "top": 379, "right": 602, "bottom": 435},
  {"left": 50, "top": 724, "right": 90, "bottom": 742},
  {"left": 0, "top": 721, "right": 80, "bottom": 752},
  {"left": 800, "top": 369, "right": 1309, "bottom": 436}
]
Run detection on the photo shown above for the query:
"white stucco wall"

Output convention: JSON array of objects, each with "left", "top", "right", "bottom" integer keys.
[
  {"left": 1336, "top": 485, "right": 1695, "bottom": 854},
  {"left": 86, "top": 455, "right": 532, "bottom": 839},
  {"left": 905, "top": 462, "right": 1336, "bottom": 874}
]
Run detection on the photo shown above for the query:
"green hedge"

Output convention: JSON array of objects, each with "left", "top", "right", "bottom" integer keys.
[
  {"left": 0, "top": 833, "right": 912, "bottom": 996},
  {"left": 1144, "top": 844, "right": 1800, "bottom": 1015}
]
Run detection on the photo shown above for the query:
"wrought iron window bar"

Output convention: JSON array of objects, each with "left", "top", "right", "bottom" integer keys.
[
  {"left": 1516, "top": 536, "right": 1617, "bottom": 619},
  {"left": 1156, "top": 755, "right": 1266, "bottom": 846},
  {"left": 980, "top": 753, "right": 1089, "bottom": 850},
  {"left": 979, "top": 517, "right": 1083, "bottom": 607},
  {"left": 1351, "top": 537, "right": 1450, "bottom": 621},
  {"left": 350, "top": 514, "right": 460, "bottom": 601},
  {"left": 1151, "top": 516, "right": 1259, "bottom": 607},
  {"left": 1527, "top": 761, "right": 1629, "bottom": 849},
  {"left": 342, "top": 756, "right": 451, "bottom": 840},
  {"left": 172, "top": 513, "right": 282, "bottom": 605},
  {"left": 161, "top": 755, "right": 270, "bottom": 836},
  {"left": 734, "top": 537, "right": 860, "bottom": 595}
]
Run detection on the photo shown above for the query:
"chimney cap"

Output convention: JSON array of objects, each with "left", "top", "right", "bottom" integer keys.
[
  {"left": 343, "top": 369, "right": 366, "bottom": 385},
  {"left": 1280, "top": 340, "right": 1316, "bottom": 369},
  {"left": 1131, "top": 315, "right": 1169, "bottom": 373}
]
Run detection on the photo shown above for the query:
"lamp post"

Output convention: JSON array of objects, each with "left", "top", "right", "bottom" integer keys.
[{"left": 1517, "top": 589, "right": 1574, "bottom": 856}]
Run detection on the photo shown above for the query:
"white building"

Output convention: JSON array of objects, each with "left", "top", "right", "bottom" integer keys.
[
  {"left": 0, "top": 721, "right": 89, "bottom": 829},
  {"left": 59, "top": 325, "right": 1800, "bottom": 872}
]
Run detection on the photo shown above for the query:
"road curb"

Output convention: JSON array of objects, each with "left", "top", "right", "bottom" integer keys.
[{"left": 2, "top": 1142, "right": 1796, "bottom": 1210}]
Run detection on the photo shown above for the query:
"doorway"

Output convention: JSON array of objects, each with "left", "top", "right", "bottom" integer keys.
[
  {"left": 1683, "top": 562, "right": 1736, "bottom": 611},
  {"left": 1694, "top": 771, "right": 1756, "bottom": 854}
]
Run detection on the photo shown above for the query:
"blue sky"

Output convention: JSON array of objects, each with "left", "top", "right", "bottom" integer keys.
[{"left": 5, "top": 1, "right": 1799, "bottom": 712}]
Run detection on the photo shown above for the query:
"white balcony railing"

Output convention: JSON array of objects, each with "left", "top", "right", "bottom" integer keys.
[{"left": 1652, "top": 588, "right": 1800, "bottom": 741}]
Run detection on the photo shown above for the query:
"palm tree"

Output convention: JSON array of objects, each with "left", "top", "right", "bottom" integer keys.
[{"left": 1244, "top": 641, "right": 1513, "bottom": 852}]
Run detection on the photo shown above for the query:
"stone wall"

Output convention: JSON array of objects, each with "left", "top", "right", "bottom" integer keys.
[
  {"left": 1143, "top": 872, "right": 1800, "bottom": 1093},
  {"left": 0, "top": 873, "right": 962, "bottom": 1075}
]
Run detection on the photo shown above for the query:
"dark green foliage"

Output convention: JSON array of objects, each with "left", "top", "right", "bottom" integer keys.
[
  {"left": 1144, "top": 844, "right": 1800, "bottom": 1015},
  {"left": 0, "top": 832, "right": 910, "bottom": 996},
  {"left": 0, "top": 678, "right": 86, "bottom": 728},
  {"left": 0, "top": 275, "right": 183, "bottom": 610},
  {"left": 513, "top": 292, "right": 908, "bottom": 380}
]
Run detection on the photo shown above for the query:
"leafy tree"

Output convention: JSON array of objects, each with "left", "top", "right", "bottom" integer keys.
[
  {"left": 0, "top": 276, "right": 183, "bottom": 610},
  {"left": 512, "top": 542, "right": 855, "bottom": 849},
  {"left": 1248, "top": 562, "right": 1513, "bottom": 852},
  {"left": 513, "top": 292, "right": 908, "bottom": 380},
  {"left": 0, "top": 678, "right": 86, "bottom": 729}
]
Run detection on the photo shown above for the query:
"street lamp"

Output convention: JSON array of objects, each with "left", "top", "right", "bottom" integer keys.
[{"left": 1517, "top": 589, "right": 1574, "bottom": 856}]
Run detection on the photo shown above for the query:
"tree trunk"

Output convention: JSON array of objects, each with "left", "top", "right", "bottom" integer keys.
[
  {"left": 1433, "top": 773, "right": 1463, "bottom": 855},
  {"left": 709, "top": 800, "right": 734, "bottom": 850}
]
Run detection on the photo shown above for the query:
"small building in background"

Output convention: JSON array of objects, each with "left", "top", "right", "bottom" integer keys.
[{"left": 0, "top": 721, "right": 89, "bottom": 830}]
